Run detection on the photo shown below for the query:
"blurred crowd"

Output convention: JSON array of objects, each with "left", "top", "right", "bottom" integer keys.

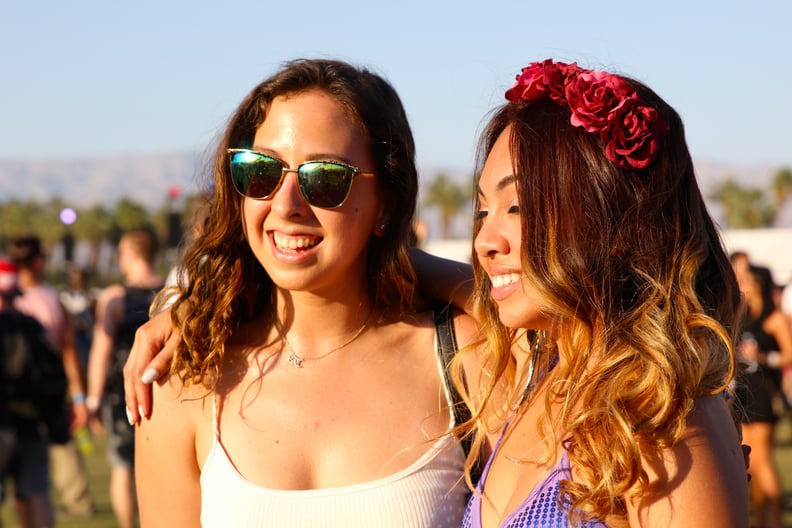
[
  {"left": 1, "top": 231, "right": 164, "bottom": 528},
  {"left": 3, "top": 229, "right": 792, "bottom": 526},
  {"left": 730, "top": 250, "right": 792, "bottom": 527}
]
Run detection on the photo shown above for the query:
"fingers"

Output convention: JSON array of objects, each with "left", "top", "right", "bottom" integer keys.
[
  {"left": 123, "top": 326, "right": 154, "bottom": 425},
  {"left": 123, "top": 309, "right": 177, "bottom": 425}
]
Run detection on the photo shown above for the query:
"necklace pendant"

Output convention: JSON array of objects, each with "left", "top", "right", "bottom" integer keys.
[{"left": 287, "top": 352, "right": 304, "bottom": 367}]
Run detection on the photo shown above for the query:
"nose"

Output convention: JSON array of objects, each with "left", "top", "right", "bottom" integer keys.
[
  {"left": 474, "top": 218, "right": 510, "bottom": 259},
  {"left": 270, "top": 170, "right": 309, "bottom": 217}
]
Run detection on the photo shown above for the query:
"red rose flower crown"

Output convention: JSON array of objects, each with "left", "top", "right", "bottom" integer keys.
[{"left": 505, "top": 59, "right": 669, "bottom": 170}]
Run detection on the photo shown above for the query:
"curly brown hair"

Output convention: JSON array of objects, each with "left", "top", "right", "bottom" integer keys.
[{"left": 165, "top": 59, "right": 419, "bottom": 387}]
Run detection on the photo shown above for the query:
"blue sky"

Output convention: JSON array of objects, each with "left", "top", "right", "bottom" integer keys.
[{"left": 2, "top": 0, "right": 790, "bottom": 172}]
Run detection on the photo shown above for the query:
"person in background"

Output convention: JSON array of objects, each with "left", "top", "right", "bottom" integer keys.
[
  {"left": 60, "top": 267, "right": 95, "bottom": 374},
  {"left": 160, "top": 191, "right": 213, "bottom": 309},
  {"left": 86, "top": 229, "right": 164, "bottom": 528},
  {"left": 455, "top": 59, "right": 749, "bottom": 527},
  {"left": 8, "top": 235, "right": 94, "bottom": 518},
  {"left": 731, "top": 257, "right": 792, "bottom": 528},
  {"left": 1, "top": 257, "right": 68, "bottom": 528}
]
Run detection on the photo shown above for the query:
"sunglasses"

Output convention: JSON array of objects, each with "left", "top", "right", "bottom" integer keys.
[{"left": 228, "top": 148, "right": 375, "bottom": 209}]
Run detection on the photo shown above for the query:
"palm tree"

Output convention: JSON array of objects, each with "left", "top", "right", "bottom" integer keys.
[
  {"left": 771, "top": 168, "right": 792, "bottom": 209},
  {"left": 423, "top": 173, "right": 470, "bottom": 239},
  {"left": 709, "top": 177, "right": 775, "bottom": 228},
  {"left": 72, "top": 205, "right": 114, "bottom": 273}
]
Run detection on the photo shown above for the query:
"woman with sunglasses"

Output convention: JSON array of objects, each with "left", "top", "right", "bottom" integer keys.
[
  {"left": 454, "top": 60, "right": 749, "bottom": 527},
  {"left": 131, "top": 59, "right": 478, "bottom": 528}
]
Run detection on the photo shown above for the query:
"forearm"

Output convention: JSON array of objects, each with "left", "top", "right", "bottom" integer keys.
[
  {"left": 62, "top": 343, "right": 85, "bottom": 397},
  {"left": 86, "top": 337, "right": 112, "bottom": 409},
  {"left": 411, "top": 248, "right": 475, "bottom": 316}
]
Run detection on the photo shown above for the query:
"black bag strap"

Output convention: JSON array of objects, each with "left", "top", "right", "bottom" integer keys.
[
  {"left": 433, "top": 303, "right": 481, "bottom": 483},
  {"left": 433, "top": 303, "right": 467, "bottom": 425}
]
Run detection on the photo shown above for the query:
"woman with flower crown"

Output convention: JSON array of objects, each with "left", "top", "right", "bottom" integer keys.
[{"left": 454, "top": 59, "right": 750, "bottom": 527}]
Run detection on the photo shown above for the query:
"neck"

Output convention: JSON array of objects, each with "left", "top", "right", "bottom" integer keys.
[
  {"left": 274, "top": 288, "right": 374, "bottom": 340},
  {"left": 123, "top": 262, "right": 161, "bottom": 288},
  {"left": 16, "top": 269, "right": 39, "bottom": 290}
]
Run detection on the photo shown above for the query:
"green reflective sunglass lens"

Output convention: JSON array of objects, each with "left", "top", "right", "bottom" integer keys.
[
  {"left": 299, "top": 162, "right": 354, "bottom": 208},
  {"left": 231, "top": 153, "right": 282, "bottom": 198}
]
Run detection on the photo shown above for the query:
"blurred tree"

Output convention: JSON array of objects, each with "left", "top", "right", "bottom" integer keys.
[
  {"left": 72, "top": 205, "right": 114, "bottom": 272},
  {"left": 0, "top": 200, "right": 38, "bottom": 245},
  {"left": 771, "top": 167, "right": 792, "bottom": 209},
  {"left": 112, "top": 198, "right": 151, "bottom": 237},
  {"left": 31, "top": 197, "right": 69, "bottom": 248},
  {"left": 423, "top": 173, "right": 470, "bottom": 239},
  {"left": 709, "top": 177, "right": 775, "bottom": 228}
]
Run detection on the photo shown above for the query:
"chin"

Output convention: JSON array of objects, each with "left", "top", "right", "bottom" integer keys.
[{"left": 496, "top": 305, "right": 549, "bottom": 331}]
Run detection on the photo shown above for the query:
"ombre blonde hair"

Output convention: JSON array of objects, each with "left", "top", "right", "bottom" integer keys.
[{"left": 453, "top": 75, "right": 741, "bottom": 522}]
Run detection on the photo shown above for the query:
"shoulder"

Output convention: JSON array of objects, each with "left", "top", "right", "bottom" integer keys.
[
  {"left": 764, "top": 309, "right": 791, "bottom": 335},
  {"left": 628, "top": 393, "right": 749, "bottom": 526},
  {"left": 450, "top": 308, "right": 479, "bottom": 347},
  {"left": 146, "top": 374, "right": 209, "bottom": 431},
  {"left": 96, "top": 284, "right": 126, "bottom": 304},
  {"left": 96, "top": 285, "right": 126, "bottom": 314}
]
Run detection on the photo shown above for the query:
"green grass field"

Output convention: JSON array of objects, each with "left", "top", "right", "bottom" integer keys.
[
  {"left": 2, "top": 433, "right": 121, "bottom": 528},
  {"left": 4, "top": 420, "right": 792, "bottom": 527}
]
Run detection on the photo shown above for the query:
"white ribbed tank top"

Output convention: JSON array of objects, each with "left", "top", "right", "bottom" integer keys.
[{"left": 199, "top": 335, "right": 468, "bottom": 528}]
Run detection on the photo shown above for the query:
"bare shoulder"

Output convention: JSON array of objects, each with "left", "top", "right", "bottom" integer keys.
[
  {"left": 145, "top": 374, "right": 210, "bottom": 428},
  {"left": 95, "top": 284, "right": 126, "bottom": 315},
  {"left": 450, "top": 308, "right": 480, "bottom": 348},
  {"left": 98, "top": 283, "right": 126, "bottom": 303},
  {"left": 136, "top": 372, "right": 206, "bottom": 526},
  {"left": 627, "top": 394, "right": 750, "bottom": 527}
]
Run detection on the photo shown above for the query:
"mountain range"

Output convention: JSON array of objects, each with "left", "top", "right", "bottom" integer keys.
[{"left": 0, "top": 150, "right": 787, "bottom": 215}]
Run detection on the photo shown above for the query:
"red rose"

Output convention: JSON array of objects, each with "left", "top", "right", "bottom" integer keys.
[
  {"left": 505, "top": 59, "right": 580, "bottom": 104},
  {"left": 505, "top": 60, "right": 668, "bottom": 170},
  {"left": 566, "top": 71, "right": 636, "bottom": 133},
  {"left": 604, "top": 104, "right": 667, "bottom": 169}
]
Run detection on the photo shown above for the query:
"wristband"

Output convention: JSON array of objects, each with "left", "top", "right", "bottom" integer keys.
[
  {"left": 85, "top": 396, "right": 101, "bottom": 412},
  {"left": 71, "top": 393, "right": 86, "bottom": 404},
  {"left": 767, "top": 351, "right": 781, "bottom": 369}
]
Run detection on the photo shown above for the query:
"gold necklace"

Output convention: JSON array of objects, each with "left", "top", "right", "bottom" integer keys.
[{"left": 276, "top": 314, "right": 372, "bottom": 368}]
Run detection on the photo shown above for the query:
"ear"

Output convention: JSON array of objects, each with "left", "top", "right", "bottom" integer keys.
[
  {"left": 373, "top": 214, "right": 390, "bottom": 237},
  {"left": 372, "top": 190, "right": 391, "bottom": 237}
]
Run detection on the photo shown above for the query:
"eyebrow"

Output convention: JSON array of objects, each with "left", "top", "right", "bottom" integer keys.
[
  {"left": 250, "top": 146, "right": 355, "bottom": 166},
  {"left": 477, "top": 174, "right": 516, "bottom": 196}
]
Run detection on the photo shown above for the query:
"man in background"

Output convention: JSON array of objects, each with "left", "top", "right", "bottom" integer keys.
[{"left": 87, "top": 229, "right": 164, "bottom": 528}]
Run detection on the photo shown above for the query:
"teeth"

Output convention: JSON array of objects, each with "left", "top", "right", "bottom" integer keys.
[
  {"left": 273, "top": 232, "right": 319, "bottom": 250},
  {"left": 491, "top": 273, "right": 521, "bottom": 288}
]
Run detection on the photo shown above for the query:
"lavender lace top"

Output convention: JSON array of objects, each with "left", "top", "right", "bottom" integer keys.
[{"left": 459, "top": 427, "right": 608, "bottom": 528}]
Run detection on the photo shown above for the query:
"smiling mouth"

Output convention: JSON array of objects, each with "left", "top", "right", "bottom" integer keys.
[
  {"left": 273, "top": 232, "right": 321, "bottom": 251},
  {"left": 490, "top": 273, "right": 521, "bottom": 288}
]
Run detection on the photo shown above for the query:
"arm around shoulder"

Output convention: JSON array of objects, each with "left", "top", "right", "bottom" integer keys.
[
  {"left": 135, "top": 375, "right": 203, "bottom": 527},
  {"left": 626, "top": 394, "right": 750, "bottom": 527}
]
